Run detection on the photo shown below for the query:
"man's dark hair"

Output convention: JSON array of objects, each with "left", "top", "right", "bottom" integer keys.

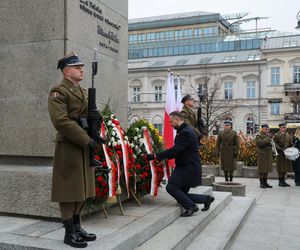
[{"left": 169, "top": 111, "right": 183, "bottom": 120}]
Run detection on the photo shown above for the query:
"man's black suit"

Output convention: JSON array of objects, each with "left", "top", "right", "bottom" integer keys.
[{"left": 156, "top": 123, "right": 209, "bottom": 209}]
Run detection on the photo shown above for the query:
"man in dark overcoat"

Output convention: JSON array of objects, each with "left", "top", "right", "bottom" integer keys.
[
  {"left": 274, "top": 123, "right": 293, "bottom": 187},
  {"left": 147, "top": 111, "right": 214, "bottom": 217},
  {"left": 255, "top": 124, "right": 273, "bottom": 188},
  {"left": 48, "top": 52, "right": 103, "bottom": 248},
  {"left": 216, "top": 120, "right": 239, "bottom": 182}
]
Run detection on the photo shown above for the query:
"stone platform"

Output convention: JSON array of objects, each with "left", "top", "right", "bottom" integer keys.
[{"left": 0, "top": 184, "right": 256, "bottom": 250}]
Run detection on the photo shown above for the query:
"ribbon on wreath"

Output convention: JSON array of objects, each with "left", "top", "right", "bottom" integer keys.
[
  {"left": 101, "top": 123, "right": 117, "bottom": 197},
  {"left": 143, "top": 128, "right": 158, "bottom": 197},
  {"left": 114, "top": 123, "right": 131, "bottom": 197}
]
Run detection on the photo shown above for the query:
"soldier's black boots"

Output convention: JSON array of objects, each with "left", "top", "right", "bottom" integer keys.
[
  {"left": 229, "top": 175, "right": 233, "bottom": 182},
  {"left": 260, "top": 178, "right": 267, "bottom": 188},
  {"left": 283, "top": 178, "right": 290, "bottom": 187},
  {"left": 264, "top": 178, "right": 273, "bottom": 188},
  {"left": 63, "top": 218, "right": 87, "bottom": 248},
  {"left": 224, "top": 171, "right": 229, "bottom": 182},
  {"left": 73, "top": 215, "right": 97, "bottom": 242}
]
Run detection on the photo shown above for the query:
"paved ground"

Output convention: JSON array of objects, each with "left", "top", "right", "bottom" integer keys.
[
  {"left": 0, "top": 177, "right": 299, "bottom": 249},
  {"left": 219, "top": 177, "right": 300, "bottom": 250}
]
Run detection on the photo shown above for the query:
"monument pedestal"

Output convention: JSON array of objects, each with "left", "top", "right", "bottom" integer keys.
[{"left": 0, "top": 0, "right": 128, "bottom": 218}]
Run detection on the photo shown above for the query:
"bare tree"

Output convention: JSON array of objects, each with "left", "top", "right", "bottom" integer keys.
[{"left": 192, "top": 67, "right": 237, "bottom": 135}]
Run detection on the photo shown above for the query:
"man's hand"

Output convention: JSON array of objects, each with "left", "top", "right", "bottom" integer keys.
[
  {"left": 95, "top": 136, "right": 106, "bottom": 144},
  {"left": 146, "top": 153, "right": 155, "bottom": 161}
]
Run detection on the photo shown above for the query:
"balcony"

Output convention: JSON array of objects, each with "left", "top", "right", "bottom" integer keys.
[
  {"left": 284, "top": 113, "right": 300, "bottom": 122},
  {"left": 284, "top": 83, "right": 300, "bottom": 96}
]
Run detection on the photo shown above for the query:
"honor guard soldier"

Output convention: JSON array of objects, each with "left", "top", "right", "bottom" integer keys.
[
  {"left": 181, "top": 94, "right": 202, "bottom": 144},
  {"left": 48, "top": 52, "right": 100, "bottom": 248},
  {"left": 274, "top": 123, "right": 293, "bottom": 187},
  {"left": 255, "top": 124, "right": 273, "bottom": 188},
  {"left": 216, "top": 120, "right": 239, "bottom": 182}
]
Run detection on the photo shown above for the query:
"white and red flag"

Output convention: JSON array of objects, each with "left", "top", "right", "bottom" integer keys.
[
  {"left": 175, "top": 74, "right": 182, "bottom": 112},
  {"left": 163, "top": 71, "right": 176, "bottom": 177}
]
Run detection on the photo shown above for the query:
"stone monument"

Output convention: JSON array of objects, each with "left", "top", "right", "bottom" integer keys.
[{"left": 0, "top": 0, "right": 128, "bottom": 218}]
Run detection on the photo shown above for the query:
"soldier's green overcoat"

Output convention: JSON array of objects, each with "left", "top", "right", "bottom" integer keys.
[
  {"left": 255, "top": 132, "right": 273, "bottom": 173},
  {"left": 273, "top": 132, "right": 293, "bottom": 173},
  {"left": 48, "top": 79, "right": 95, "bottom": 202},
  {"left": 181, "top": 105, "right": 200, "bottom": 137},
  {"left": 216, "top": 130, "right": 239, "bottom": 171}
]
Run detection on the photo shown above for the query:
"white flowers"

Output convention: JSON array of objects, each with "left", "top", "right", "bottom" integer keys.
[{"left": 117, "top": 140, "right": 121, "bottom": 145}]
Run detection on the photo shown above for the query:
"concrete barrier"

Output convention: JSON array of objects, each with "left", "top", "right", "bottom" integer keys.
[{"left": 212, "top": 182, "right": 246, "bottom": 196}]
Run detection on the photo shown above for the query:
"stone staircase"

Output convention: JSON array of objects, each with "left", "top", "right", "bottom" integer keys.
[{"left": 0, "top": 186, "right": 255, "bottom": 250}]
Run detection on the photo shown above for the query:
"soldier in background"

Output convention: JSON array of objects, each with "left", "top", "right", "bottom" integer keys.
[
  {"left": 181, "top": 94, "right": 201, "bottom": 138},
  {"left": 216, "top": 120, "right": 239, "bottom": 182},
  {"left": 274, "top": 123, "right": 293, "bottom": 187},
  {"left": 255, "top": 124, "right": 273, "bottom": 188}
]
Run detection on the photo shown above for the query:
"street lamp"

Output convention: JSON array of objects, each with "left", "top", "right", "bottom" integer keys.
[
  {"left": 197, "top": 83, "right": 207, "bottom": 135},
  {"left": 295, "top": 11, "right": 300, "bottom": 30}
]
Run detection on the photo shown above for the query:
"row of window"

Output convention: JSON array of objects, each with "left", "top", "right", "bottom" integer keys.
[
  {"left": 224, "top": 81, "right": 256, "bottom": 99},
  {"left": 270, "top": 66, "right": 300, "bottom": 85},
  {"left": 128, "top": 26, "right": 219, "bottom": 43},
  {"left": 128, "top": 39, "right": 261, "bottom": 59}
]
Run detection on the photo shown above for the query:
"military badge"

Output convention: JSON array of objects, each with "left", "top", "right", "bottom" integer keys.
[{"left": 51, "top": 92, "right": 60, "bottom": 98}]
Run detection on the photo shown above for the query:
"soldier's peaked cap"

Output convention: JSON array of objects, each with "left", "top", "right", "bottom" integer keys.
[
  {"left": 279, "top": 123, "right": 287, "bottom": 127},
  {"left": 224, "top": 120, "right": 232, "bottom": 125},
  {"left": 181, "top": 94, "right": 193, "bottom": 103},
  {"left": 57, "top": 52, "right": 84, "bottom": 70},
  {"left": 261, "top": 124, "right": 269, "bottom": 128}
]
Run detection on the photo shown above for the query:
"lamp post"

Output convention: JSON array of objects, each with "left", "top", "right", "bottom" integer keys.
[
  {"left": 197, "top": 83, "right": 207, "bottom": 135},
  {"left": 295, "top": 11, "right": 300, "bottom": 30}
]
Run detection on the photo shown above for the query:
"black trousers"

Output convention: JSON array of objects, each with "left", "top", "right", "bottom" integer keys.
[{"left": 166, "top": 183, "right": 209, "bottom": 209}]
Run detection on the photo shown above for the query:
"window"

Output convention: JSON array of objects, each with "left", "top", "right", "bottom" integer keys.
[
  {"left": 223, "top": 56, "right": 236, "bottom": 62},
  {"left": 271, "top": 67, "right": 280, "bottom": 85},
  {"left": 248, "top": 54, "right": 260, "bottom": 61},
  {"left": 283, "top": 41, "right": 297, "bottom": 47},
  {"left": 293, "top": 66, "right": 300, "bottom": 83},
  {"left": 247, "top": 80, "right": 256, "bottom": 99},
  {"left": 293, "top": 103, "right": 300, "bottom": 114},
  {"left": 246, "top": 117, "right": 254, "bottom": 135},
  {"left": 153, "top": 124, "right": 163, "bottom": 134},
  {"left": 132, "top": 87, "right": 140, "bottom": 103},
  {"left": 271, "top": 103, "right": 280, "bottom": 115},
  {"left": 155, "top": 85, "right": 162, "bottom": 102},
  {"left": 224, "top": 82, "right": 233, "bottom": 99}
]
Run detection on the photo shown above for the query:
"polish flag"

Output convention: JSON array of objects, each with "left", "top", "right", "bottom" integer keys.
[
  {"left": 163, "top": 71, "right": 176, "bottom": 176},
  {"left": 175, "top": 74, "right": 182, "bottom": 112}
]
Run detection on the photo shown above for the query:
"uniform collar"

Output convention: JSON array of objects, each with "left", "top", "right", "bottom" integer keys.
[{"left": 61, "top": 79, "right": 83, "bottom": 101}]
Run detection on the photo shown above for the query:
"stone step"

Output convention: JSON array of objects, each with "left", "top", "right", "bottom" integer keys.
[
  {"left": 0, "top": 186, "right": 212, "bottom": 250},
  {"left": 136, "top": 191, "right": 232, "bottom": 250},
  {"left": 187, "top": 196, "right": 256, "bottom": 250}
]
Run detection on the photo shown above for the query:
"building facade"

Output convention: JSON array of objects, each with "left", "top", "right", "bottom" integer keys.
[{"left": 128, "top": 11, "right": 300, "bottom": 134}]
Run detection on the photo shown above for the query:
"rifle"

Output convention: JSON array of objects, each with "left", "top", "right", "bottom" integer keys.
[{"left": 87, "top": 61, "right": 105, "bottom": 167}]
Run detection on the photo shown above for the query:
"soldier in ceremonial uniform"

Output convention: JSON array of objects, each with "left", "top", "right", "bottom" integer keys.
[
  {"left": 216, "top": 120, "right": 239, "bottom": 182},
  {"left": 273, "top": 123, "right": 293, "bottom": 187},
  {"left": 181, "top": 94, "right": 202, "bottom": 143},
  {"left": 255, "top": 124, "right": 273, "bottom": 188},
  {"left": 48, "top": 52, "right": 100, "bottom": 248}
]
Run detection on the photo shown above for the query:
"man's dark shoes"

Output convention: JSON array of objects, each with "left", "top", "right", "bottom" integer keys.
[
  {"left": 202, "top": 196, "right": 215, "bottom": 211},
  {"left": 181, "top": 205, "right": 198, "bottom": 217},
  {"left": 63, "top": 218, "right": 87, "bottom": 248},
  {"left": 73, "top": 215, "right": 97, "bottom": 242}
]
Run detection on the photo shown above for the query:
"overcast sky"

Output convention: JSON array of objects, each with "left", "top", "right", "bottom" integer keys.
[{"left": 129, "top": 0, "right": 299, "bottom": 33}]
